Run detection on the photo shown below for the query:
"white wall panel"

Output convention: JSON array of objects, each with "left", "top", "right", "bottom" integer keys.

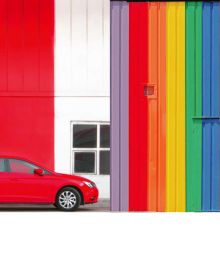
[
  {"left": 87, "top": 0, "right": 104, "bottom": 93},
  {"left": 55, "top": 0, "right": 110, "bottom": 96},
  {"left": 55, "top": 0, "right": 71, "bottom": 92},
  {"left": 103, "top": 0, "right": 110, "bottom": 96},
  {"left": 71, "top": 0, "right": 87, "bottom": 93}
]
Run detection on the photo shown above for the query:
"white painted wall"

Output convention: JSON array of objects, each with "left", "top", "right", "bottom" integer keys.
[
  {"left": 55, "top": 0, "right": 110, "bottom": 96},
  {"left": 55, "top": 0, "right": 110, "bottom": 198}
]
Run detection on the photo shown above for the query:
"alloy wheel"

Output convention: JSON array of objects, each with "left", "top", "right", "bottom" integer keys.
[{"left": 58, "top": 191, "right": 77, "bottom": 209}]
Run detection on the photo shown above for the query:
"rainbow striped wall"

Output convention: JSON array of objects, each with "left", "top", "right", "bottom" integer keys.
[{"left": 111, "top": 1, "right": 220, "bottom": 212}]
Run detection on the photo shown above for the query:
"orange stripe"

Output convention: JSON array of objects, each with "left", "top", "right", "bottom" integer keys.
[
  {"left": 147, "top": 2, "right": 166, "bottom": 211},
  {"left": 147, "top": 3, "right": 158, "bottom": 211},
  {"left": 157, "top": 2, "right": 166, "bottom": 212}
]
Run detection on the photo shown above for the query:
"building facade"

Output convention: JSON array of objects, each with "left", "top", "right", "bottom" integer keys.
[{"left": 0, "top": 0, "right": 110, "bottom": 198}]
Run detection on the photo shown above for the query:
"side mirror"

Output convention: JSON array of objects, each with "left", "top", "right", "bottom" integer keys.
[{"left": 34, "top": 168, "right": 44, "bottom": 176}]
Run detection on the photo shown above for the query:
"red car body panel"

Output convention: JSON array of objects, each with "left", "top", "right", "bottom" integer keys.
[{"left": 0, "top": 156, "right": 99, "bottom": 205}]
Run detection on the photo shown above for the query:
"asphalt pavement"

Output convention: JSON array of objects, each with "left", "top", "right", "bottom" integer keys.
[{"left": 0, "top": 199, "right": 110, "bottom": 212}]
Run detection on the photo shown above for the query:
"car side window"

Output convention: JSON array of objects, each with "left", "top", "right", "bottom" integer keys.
[
  {"left": 8, "top": 159, "right": 38, "bottom": 174},
  {"left": 0, "top": 159, "right": 5, "bottom": 172}
]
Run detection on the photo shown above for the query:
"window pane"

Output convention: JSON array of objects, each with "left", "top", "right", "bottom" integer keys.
[
  {"left": 73, "top": 125, "right": 97, "bottom": 148},
  {"left": 74, "top": 152, "right": 95, "bottom": 174},
  {"left": 100, "top": 151, "right": 110, "bottom": 175},
  {"left": 9, "top": 159, "right": 38, "bottom": 174},
  {"left": 0, "top": 159, "right": 5, "bottom": 172},
  {"left": 100, "top": 125, "right": 110, "bottom": 148}
]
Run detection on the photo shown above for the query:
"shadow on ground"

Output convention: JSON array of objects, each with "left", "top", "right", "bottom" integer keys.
[{"left": 0, "top": 199, "right": 110, "bottom": 212}]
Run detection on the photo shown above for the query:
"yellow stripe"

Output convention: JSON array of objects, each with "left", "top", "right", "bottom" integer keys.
[
  {"left": 176, "top": 3, "right": 186, "bottom": 212},
  {"left": 166, "top": 2, "right": 186, "bottom": 212},
  {"left": 166, "top": 3, "right": 176, "bottom": 211}
]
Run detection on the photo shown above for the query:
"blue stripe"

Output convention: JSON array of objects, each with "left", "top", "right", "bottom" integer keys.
[
  {"left": 202, "top": 3, "right": 212, "bottom": 211},
  {"left": 211, "top": 2, "right": 220, "bottom": 211},
  {"left": 202, "top": 2, "right": 220, "bottom": 211}
]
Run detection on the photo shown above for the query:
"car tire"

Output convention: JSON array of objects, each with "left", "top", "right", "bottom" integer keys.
[{"left": 55, "top": 187, "right": 81, "bottom": 211}]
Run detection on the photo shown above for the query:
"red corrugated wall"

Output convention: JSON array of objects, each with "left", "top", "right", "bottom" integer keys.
[
  {"left": 129, "top": 2, "right": 148, "bottom": 211},
  {"left": 0, "top": 0, "right": 54, "bottom": 169}
]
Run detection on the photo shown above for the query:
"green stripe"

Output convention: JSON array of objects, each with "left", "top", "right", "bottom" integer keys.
[{"left": 186, "top": 2, "right": 202, "bottom": 212}]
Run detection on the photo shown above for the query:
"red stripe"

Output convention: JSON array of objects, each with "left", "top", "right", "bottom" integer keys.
[
  {"left": 0, "top": 0, "right": 7, "bottom": 91},
  {"left": 0, "top": 0, "right": 54, "bottom": 169},
  {"left": 129, "top": 3, "right": 148, "bottom": 211}
]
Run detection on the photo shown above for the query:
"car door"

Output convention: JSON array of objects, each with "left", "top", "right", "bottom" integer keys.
[{"left": 5, "top": 158, "right": 55, "bottom": 203}]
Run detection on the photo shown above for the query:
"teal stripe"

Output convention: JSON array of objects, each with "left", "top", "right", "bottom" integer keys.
[{"left": 186, "top": 2, "right": 202, "bottom": 212}]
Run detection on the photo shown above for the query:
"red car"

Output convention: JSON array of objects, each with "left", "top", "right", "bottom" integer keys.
[{"left": 0, "top": 156, "right": 99, "bottom": 211}]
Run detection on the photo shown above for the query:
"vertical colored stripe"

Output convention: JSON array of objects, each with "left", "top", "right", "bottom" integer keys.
[
  {"left": 202, "top": 2, "right": 220, "bottom": 211},
  {"left": 129, "top": 2, "right": 148, "bottom": 211},
  {"left": 119, "top": 2, "right": 129, "bottom": 211},
  {"left": 147, "top": 3, "right": 158, "bottom": 211},
  {"left": 186, "top": 2, "right": 202, "bottom": 212},
  {"left": 202, "top": 3, "right": 212, "bottom": 211},
  {"left": 157, "top": 2, "right": 166, "bottom": 212},
  {"left": 176, "top": 3, "right": 185, "bottom": 212},
  {"left": 110, "top": 1, "right": 129, "bottom": 211},
  {"left": 147, "top": 3, "right": 166, "bottom": 212},
  {"left": 110, "top": 1, "right": 120, "bottom": 210},
  {"left": 210, "top": 2, "right": 220, "bottom": 211},
  {"left": 166, "top": 3, "right": 176, "bottom": 211},
  {"left": 166, "top": 2, "right": 185, "bottom": 212}
]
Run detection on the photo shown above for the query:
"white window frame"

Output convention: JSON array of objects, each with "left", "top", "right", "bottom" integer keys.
[{"left": 70, "top": 121, "right": 110, "bottom": 176}]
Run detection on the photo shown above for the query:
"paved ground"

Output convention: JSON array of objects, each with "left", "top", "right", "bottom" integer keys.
[
  {"left": 79, "top": 199, "right": 110, "bottom": 212},
  {"left": 0, "top": 199, "right": 110, "bottom": 212}
]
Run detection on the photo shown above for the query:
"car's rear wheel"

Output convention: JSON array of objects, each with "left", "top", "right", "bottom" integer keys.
[{"left": 56, "top": 187, "right": 81, "bottom": 211}]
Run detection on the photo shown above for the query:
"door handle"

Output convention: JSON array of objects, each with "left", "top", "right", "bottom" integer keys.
[
  {"left": 193, "top": 116, "right": 220, "bottom": 120},
  {"left": 144, "top": 85, "right": 154, "bottom": 96},
  {"left": 143, "top": 84, "right": 157, "bottom": 99}
]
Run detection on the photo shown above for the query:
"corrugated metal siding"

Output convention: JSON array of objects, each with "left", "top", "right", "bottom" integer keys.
[
  {"left": 202, "top": 2, "right": 220, "bottom": 211},
  {"left": 166, "top": 2, "right": 185, "bottom": 212},
  {"left": 186, "top": 2, "right": 202, "bottom": 212},
  {"left": 124, "top": 2, "right": 166, "bottom": 211},
  {"left": 110, "top": 1, "right": 129, "bottom": 211},
  {"left": 0, "top": 0, "right": 54, "bottom": 94},
  {"left": 147, "top": 3, "right": 166, "bottom": 212},
  {"left": 210, "top": 3, "right": 220, "bottom": 211},
  {"left": 111, "top": 1, "right": 220, "bottom": 212},
  {"left": 156, "top": 3, "right": 166, "bottom": 212},
  {"left": 0, "top": 0, "right": 54, "bottom": 170},
  {"left": 55, "top": 0, "right": 109, "bottom": 96},
  {"left": 129, "top": 2, "right": 148, "bottom": 211}
]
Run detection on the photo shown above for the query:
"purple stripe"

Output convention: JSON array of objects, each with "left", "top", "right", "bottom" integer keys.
[
  {"left": 110, "top": 1, "right": 129, "bottom": 211},
  {"left": 110, "top": 1, "right": 120, "bottom": 211},
  {"left": 120, "top": 2, "right": 129, "bottom": 211}
]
